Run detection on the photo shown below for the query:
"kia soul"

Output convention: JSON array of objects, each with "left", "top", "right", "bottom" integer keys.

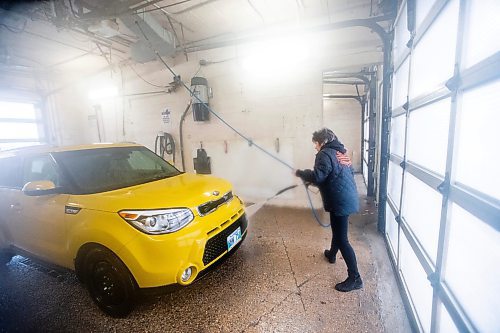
[{"left": 0, "top": 143, "right": 248, "bottom": 317}]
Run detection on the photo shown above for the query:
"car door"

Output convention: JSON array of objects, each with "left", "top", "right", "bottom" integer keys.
[{"left": 9, "top": 153, "right": 70, "bottom": 267}]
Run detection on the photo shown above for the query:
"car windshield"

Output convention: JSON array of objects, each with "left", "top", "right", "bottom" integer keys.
[{"left": 53, "top": 146, "right": 181, "bottom": 194}]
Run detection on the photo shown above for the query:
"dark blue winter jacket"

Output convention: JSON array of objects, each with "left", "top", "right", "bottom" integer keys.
[{"left": 296, "top": 141, "right": 359, "bottom": 216}]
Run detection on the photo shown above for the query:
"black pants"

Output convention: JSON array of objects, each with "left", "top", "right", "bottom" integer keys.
[{"left": 329, "top": 214, "right": 360, "bottom": 277}]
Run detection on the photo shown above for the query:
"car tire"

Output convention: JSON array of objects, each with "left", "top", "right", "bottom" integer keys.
[{"left": 83, "top": 247, "right": 137, "bottom": 318}]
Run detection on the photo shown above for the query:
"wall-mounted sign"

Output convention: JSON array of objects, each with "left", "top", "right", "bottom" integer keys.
[{"left": 161, "top": 108, "right": 171, "bottom": 124}]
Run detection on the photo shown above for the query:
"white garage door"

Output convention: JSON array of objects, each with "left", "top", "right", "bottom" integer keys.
[
  {"left": 386, "top": 0, "right": 500, "bottom": 332},
  {"left": 0, "top": 100, "right": 45, "bottom": 150}
]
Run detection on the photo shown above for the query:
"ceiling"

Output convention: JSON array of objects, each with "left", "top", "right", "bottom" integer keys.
[{"left": 0, "top": 0, "right": 395, "bottom": 73}]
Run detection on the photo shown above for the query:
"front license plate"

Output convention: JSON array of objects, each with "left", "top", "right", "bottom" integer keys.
[{"left": 227, "top": 227, "right": 242, "bottom": 251}]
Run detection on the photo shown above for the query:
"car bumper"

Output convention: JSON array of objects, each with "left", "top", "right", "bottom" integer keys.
[{"left": 118, "top": 204, "right": 248, "bottom": 288}]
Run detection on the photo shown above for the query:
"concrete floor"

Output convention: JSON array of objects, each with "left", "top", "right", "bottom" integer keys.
[{"left": 0, "top": 177, "right": 411, "bottom": 332}]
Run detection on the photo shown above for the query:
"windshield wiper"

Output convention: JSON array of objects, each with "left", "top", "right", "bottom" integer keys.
[
  {"left": 149, "top": 174, "right": 168, "bottom": 181},
  {"left": 148, "top": 173, "right": 179, "bottom": 181}
]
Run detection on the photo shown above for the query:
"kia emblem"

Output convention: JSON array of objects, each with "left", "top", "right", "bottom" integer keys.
[{"left": 212, "top": 191, "right": 220, "bottom": 196}]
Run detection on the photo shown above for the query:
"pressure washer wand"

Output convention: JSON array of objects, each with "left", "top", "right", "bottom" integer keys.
[
  {"left": 245, "top": 184, "right": 298, "bottom": 217},
  {"left": 245, "top": 183, "right": 329, "bottom": 227}
]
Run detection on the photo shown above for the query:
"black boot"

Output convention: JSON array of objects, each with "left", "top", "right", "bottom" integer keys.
[
  {"left": 334, "top": 275, "right": 363, "bottom": 292},
  {"left": 324, "top": 250, "right": 336, "bottom": 264}
]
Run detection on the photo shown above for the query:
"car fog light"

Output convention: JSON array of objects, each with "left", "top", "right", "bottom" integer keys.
[{"left": 181, "top": 267, "right": 193, "bottom": 282}]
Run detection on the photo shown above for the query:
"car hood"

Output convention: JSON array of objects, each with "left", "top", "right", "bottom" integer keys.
[{"left": 67, "top": 173, "right": 233, "bottom": 214}]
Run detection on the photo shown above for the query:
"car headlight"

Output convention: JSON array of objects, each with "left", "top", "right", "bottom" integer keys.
[{"left": 118, "top": 208, "right": 194, "bottom": 234}]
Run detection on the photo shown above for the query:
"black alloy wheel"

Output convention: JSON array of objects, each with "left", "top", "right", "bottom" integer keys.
[{"left": 84, "top": 247, "right": 137, "bottom": 317}]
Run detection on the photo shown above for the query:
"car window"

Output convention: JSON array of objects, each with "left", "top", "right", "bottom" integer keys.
[
  {"left": 0, "top": 157, "right": 22, "bottom": 188},
  {"left": 128, "top": 150, "right": 164, "bottom": 170},
  {"left": 23, "top": 155, "right": 60, "bottom": 186},
  {"left": 53, "top": 146, "right": 180, "bottom": 194}
]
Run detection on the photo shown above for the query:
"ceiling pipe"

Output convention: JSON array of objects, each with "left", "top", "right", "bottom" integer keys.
[
  {"left": 324, "top": 71, "right": 376, "bottom": 77},
  {"left": 180, "top": 15, "right": 392, "bottom": 53},
  {"left": 323, "top": 80, "right": 367, "bottom": 85},
  {"left": 67, "top": 28, "right": 131, "bottom": 51},
  {"left": 139, "top": 0, "right": 193, "bottom": 14},
  {"left": 46, "top": 50, "right": 95, "bottom": 68},
  {"left": 78, "top": 0, "right": 163, "bottom": 20},
  {"left": 323, "top": 94, "right": 364, "bottom": 103},
  {"left": 169, "top": 0, "right": 221, "bottom": 15},
  {"left": 140, "top": 0, "right": 195, "bottom": 33}
]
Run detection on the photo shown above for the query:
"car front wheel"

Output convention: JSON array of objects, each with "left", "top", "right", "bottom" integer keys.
[{"left": 83, "top": 247, "right": 137, "bottom": 317}]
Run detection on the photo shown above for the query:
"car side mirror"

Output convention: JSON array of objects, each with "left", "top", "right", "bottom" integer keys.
[{"left": 22, "top": 180, "right": 57, "bottom": 196}]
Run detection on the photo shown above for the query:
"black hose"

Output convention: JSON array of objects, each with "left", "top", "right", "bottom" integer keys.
[
  {"left": 179, "top": 101, "right": 192, "bottom": 171},
  {"left": 303, "top": 182, "right": 330, "bottom": 227},
  {"left": 155, "top": 132, "right": 176, "bottom": 164},
  {"left": 165, "top": 133, "right": 175, "bottom": 164}
]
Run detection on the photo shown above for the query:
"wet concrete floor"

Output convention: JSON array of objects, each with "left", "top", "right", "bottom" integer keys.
[{"left": 0, "top": 177, "right": 411, "bottom": 332}]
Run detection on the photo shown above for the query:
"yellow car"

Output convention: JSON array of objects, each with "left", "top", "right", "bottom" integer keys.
[{"left": 0, "top": 143, "right": 247, "bottom": 317}]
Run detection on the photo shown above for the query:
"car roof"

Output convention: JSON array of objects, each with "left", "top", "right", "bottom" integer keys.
[{"left": 0, "top": 142, "right": 143, "bottom": 158}]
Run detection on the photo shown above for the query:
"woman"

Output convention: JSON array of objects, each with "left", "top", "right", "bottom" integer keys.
[{"left": 295, "top": 128, "right": 362, "bottom": 292}]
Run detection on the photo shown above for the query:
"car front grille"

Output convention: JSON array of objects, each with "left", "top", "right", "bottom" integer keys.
[
  {"left": 203, "top": 213, "right": 247, "bottom": 265},
  {"left": 197, "top": 191, "right": 233, "bottom": 216}
]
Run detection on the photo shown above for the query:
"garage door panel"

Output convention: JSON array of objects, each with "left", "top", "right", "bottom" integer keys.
[
  {"left": 392, "top": 59, "right": 410, "bottom": 109},
  {"left": 363, "top": 161, "right": 368, "bottom": 184},
  {"left": 363, "top": 139, "right": 369, "bottom": 162},
  {"left": 415, "top": 0, "right": 436, "bottom": 32},
  {"left": 400, "top": 231, "right": 434, "bottom": 333},
  {"left": 444, "top": 203, "right": 500, "bottom": 332},
  {"left": 410, "top": 0, "right": 459, "bottom": 99},
  {"left": 402, "top": 172, "right": 442, "bottom": 263},
  {"left": 388, "top": 160, "right": 402, "bottom": 208},
  {"left": 463, "top": 0, "right": 500, "bottom": 68},
  {"left": 438, "top": 302, "right": 459, "bottom": 333},
  {"left": 455, "top": 79, "right": 500, "bottom": 201},
  {"left": 386, "top": 0, "right": 499, "bottom": 331},
  {"left": 393, "top": 2, "right": 410, "bottom": 65},
  {"left": 0, "top": 123, "right": 40, "bottom": 140},
  {"left": 386, "top": 201, "right": 399, "bottom": 261},
  {"left": 0, "top": 101, "right": 37, "bottom": 119},
  {"left": 407, "top": 98, "right": 450, "bottom": 176},
  {"left": 390, "top": 113, "right": 406, "bottom": 158}
]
